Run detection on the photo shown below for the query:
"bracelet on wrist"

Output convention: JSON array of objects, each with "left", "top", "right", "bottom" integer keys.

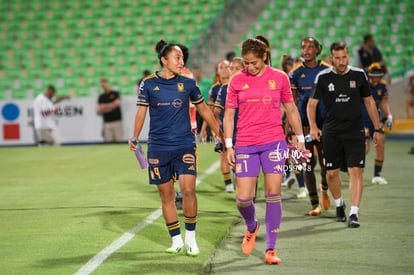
[{"left": 374, "top": 128, "right": 384, "bottom": 134}]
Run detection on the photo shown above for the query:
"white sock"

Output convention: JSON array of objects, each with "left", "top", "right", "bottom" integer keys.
[
  {"left": 334, "top": 198, "right": 344, "bottom": 207},
  {"left": 171, "top": 234, "right": 183, "bottom": 248},
  {"left": 350, "top": 206, "right": 359, "bottom": 216},
  {"left": 185, "top": 230, "right": 195, "bottom": 242}
]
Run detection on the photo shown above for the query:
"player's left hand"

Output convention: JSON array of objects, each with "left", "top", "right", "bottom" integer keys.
[
  {"left": 128, "top": 138, "right": 138, "bottom": 151},
  {"left": 296, "top": 141, "right": 305, "bottom": 151}
]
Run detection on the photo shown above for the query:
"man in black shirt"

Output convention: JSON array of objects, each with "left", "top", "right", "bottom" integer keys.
[
  {"left": 307, "top": 42, "right": 385, "bottom": 228},
  {"left": 97, "top": 78, "right": 123, "bottom": 143},
  {"left": 357, "top": 34, "right": 388, "bottom": 75}
]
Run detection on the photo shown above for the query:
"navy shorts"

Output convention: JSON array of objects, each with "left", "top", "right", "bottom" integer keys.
[{"left": 147, "top": 147, "right": 197, "bottom": 185}]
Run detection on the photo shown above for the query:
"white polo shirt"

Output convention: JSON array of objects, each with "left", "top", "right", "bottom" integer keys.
[{"left": 33, "top": 93, "right": 57, "bottom": 130}]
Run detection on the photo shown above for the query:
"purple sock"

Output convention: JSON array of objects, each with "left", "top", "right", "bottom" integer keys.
[
  {"left": 265, "top": 194, "right": 282, "bottom": 251},
  {"left": 236, "top": 197, "right": 256, "bottom": 232}
]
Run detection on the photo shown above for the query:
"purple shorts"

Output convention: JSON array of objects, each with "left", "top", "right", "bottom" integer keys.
[{"left": 234, "top": 140, "right": 288, "bottom": 177}]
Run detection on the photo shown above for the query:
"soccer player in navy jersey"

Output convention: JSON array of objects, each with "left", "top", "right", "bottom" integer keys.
[
  {"left": 308, "top": 42, "right": 385, "bottom": 228},
  {"left": 129, "top": 40, "right": 224, "bottom": 255},
  {"left": 200, "top": 60, "right": 234, "bottom": 192},
  {"left": 361, "top": 63, "right": 393, "bottom": 185},
  {"left": 289, "top": 37, "right": 331, "bottom": 215}
]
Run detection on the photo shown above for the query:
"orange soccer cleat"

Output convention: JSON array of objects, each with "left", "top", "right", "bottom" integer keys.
[
  {"left": 320, "top": 184, "right": 331, "bottom": 210},
  {"left": 265, "top": 249, "right": 281, "bottom": 265},
  {"left": 242, "top": 222, "right": 259, "bottom": 255},
  {"left": 308, "top": 205, "right": 322, "bottom": 216}
]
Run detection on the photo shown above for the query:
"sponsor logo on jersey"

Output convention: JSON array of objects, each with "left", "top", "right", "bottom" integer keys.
[
  {"left": 172, "top": 98, "right": 183, "bottom": 108},
  {"left": 359, "top": 160, "right": 364, "bottom": 165},
  {"left": 268, "top": 80, "right": 276, "bottom": 90},
  {"left": 182, "top": 154, "right": 195, "bottom": 164},
  {"left": 273, "top": 164, "right": 281, "bottom": 170},
  {"left": 262, "top": 95, "right": 272, "bottom": 104},
  {"left": 148, "top": 158, "right": 159, "bottom": 164},
  {"left": 350, "top": 81, "right": 356, "bottom": 88},
  {"left": 247, "top": 99, "right": 260, "bottom": 103},
  {"left": 236, "top": 154, "right": 250, "bottom": 159},
  {"left": 177, "top": 83, "right": 184, "bottom": 92},
  {"left": 153, "top": 86, "right": 160, "bottom": 90},
  {"left": 157, "top": 102, "right": 170, "bottom": 106},
  {"left": 242, "top": 84, "right": 249, "bottom": 89},
  {"left": 300, "top": 73, "right": 306, "bottom": 78},
  {"left": 188, "top": 165, "right": 195, "bottom": 171},
  {"left": 268, "top": 151, "right": 282, "bottom": 162},
  {"left": 328, "top": 83, "right": 335, "bottom": 92}
]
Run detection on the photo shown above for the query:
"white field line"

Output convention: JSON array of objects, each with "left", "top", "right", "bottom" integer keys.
[{"left": 74, "top": 160, "right": 221, "bottom": 275}]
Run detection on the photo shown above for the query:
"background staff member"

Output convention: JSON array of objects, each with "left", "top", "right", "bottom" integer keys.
[
  {"left": 307, "top": 42, "right": 385, "bottom": 228},
  {"left": 97, "top": 78, "right": 123, "bottom": 143}
]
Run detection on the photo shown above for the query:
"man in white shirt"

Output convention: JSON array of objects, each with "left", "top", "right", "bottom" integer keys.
[{"left": 33, "top": 85, "right": 69, "bottom": 146}]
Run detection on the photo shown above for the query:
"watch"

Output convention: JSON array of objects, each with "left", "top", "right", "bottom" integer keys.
[{"left": 374, "top": 128, "right": 384, "bottom": 134}]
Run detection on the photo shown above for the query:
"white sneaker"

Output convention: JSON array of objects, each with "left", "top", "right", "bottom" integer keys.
[
  {"left": 225, "top": 184, "right": 234, "bottom": 193},
  {"left": 296, "top": 187, "right": 308, "bottom": 199},
  {"left": 165, "top": 235, "right": 184, "bottom": 254},
  {"left": 371, "top": 176, "right": 388, "bottom": 185},
  {"left": 185, "top": 231, "right": 200, "bottom": 256},
  {"left": 282, "top": 176, "right": 294, "bottom": 188}
]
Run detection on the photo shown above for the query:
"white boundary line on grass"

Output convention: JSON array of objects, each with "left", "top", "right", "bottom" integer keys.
[{"left": 74, "top": 160, "right": 221, "bottom": 275}]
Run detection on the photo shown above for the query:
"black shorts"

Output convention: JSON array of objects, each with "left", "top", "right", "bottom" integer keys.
[
  {"left": 147, "top": 147, "right": 197, "bottom": 185},
  {"left": 322, "top": 132, "right": 365, "bottom": 170}
]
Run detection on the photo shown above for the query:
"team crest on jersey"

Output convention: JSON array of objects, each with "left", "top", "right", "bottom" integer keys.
[
  {"left": 350, "top": 81, "right": 356, "bottom": 88},
  {"left": 377, "top": 89, "right": 382, "bottom": 96},
  {"left": 328, "top": 83, "right": 335, "bottom": 92},
  {"left": 177, "top": 83, "right": 184, "bottom": 92},
  {"left": 153, "top": 86, "right": 160, "bottom": 90},
  {"left": 268, "top": 80, "right": 276, "bottom": 90},
  {"left": 242, "top": 84, "right": 249, "bottom": 89}
]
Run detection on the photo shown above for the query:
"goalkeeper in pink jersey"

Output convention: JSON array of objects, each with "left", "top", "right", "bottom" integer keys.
[{"left": 223, "top": 37, "right": 305, "bottom": 265}]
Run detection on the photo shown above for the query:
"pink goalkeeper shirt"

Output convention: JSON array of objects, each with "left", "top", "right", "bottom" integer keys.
[{"left": 226, "top": 66, "right": 293, "bottom": 147}]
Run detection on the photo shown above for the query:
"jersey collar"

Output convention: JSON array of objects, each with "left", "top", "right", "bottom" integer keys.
[{"left": 332, "top": 65, "right": 350, "bottom": 75}]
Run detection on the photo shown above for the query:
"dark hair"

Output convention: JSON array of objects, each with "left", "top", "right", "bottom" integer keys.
[
  {"left": 363, "top": 34, "right": 373, "bottom": 44},
  {"left": 330, "top": 42, "right": 348, "bottom": 54},
  {"left": 302, "top": 37, "right": 323, "bottom": 56},
  {"left": 241, "top": 38, "right": 269, "bottom": 64},
  {"left": 225, "top": 51, "right": 236, "bottom": 61},
  {"left": 367, "top": 62, "right": 384, "bottom": 77},
  {"left": 280, "top": 54, "right": 294, "bottom": 73},
  {"left": 100, "top": 77, "right": 108, "bottom": 83},
  {"left": 255, "top": 35, "right": 272, "bottom": 66},
  {"left": 47, "top": 85, "right": 56, "bottom": 92},
  {"left": 155, "top": 40, "right": 180, "bottom": 67},
  {"left": 177, "top": 44, "right": 189, "bottom": 65}
]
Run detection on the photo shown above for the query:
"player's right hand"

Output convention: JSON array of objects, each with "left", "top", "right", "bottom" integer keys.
[
  {"left": 226, "top": 147, "right": 235, "bottom": 167},
  {"left": 199, "top": 128, "right": 207, "bottom": 142},
  {"left": 128, "top": 138, "right": 138, "bottom": 151},
  {"left": 310, "top": 127, "right": 322, "bottom": 142}
]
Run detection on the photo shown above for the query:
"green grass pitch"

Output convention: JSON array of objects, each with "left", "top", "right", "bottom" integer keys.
[{"left": 0, "top": 141, "right": 413, "bottom": 274}]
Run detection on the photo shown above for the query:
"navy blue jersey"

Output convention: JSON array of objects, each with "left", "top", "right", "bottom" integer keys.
[
  {"left": 137, "top": 72, "right": 204, "bottom": 151},
  {"left": 207, "top": 81, "right": 221, "bottom": 106},
  {"left": 214, "top": 83, "right": 238, "bottom": 142},
  {"left": 361, "top": 79, "right": 388, "bottom": 126},
  {"left": 289, "top": 61, "right": 330, "bottom": 127}
]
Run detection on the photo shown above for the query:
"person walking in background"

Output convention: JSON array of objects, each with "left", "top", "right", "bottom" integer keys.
[
  {"left": 362, "top": 63, "right": 393, "bottom": 185},
  {"left": 307, "top": 42, "right": 385, "bottom": 228},
  {"left": 289, "top": 37, "right": 332, "bottom": 215},
  {"left": 33, "top": 85, "right": 70, "bottom": 146},
  {"left": 129, "top": 40, "right": 224, "bottom": 256},
  {"left": 224, "top": 37, "right": 306, "bottom": 264},
  {"left": 97, "top": 78, "right": 123, "bottom": 143},
  {"left": 280, "top": 54, "right": 308, "bottom": 199},
  {"left": 357, "top": 34, "right": 389, "bottom": 79}
]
